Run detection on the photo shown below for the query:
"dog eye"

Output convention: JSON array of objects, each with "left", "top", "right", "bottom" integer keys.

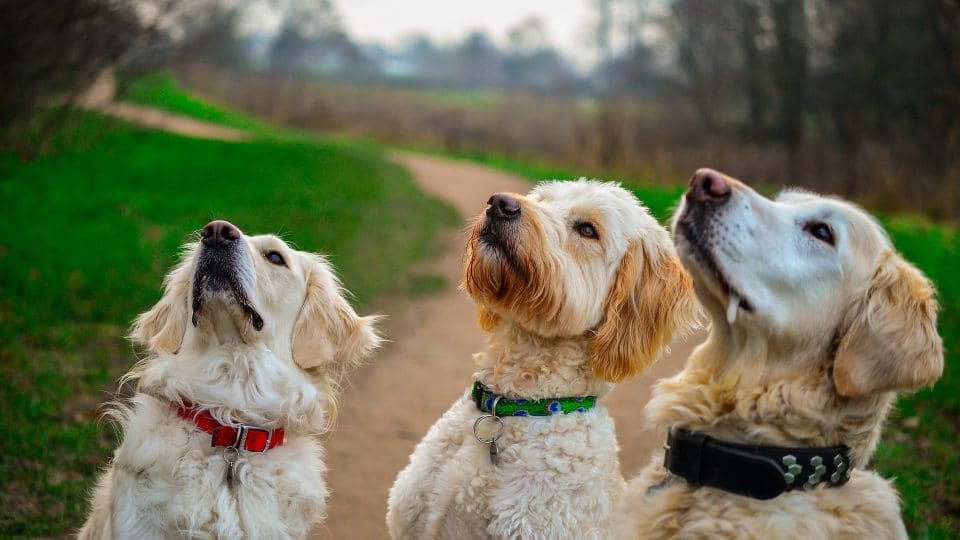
[
  {"left": 805, "top": 222, "right": 835, "bottom": 246},
  {"left": 265, "top": 251, "right": 286, "bottom": 266},
  {"left": 575, "top": 222, "right": 599, "bottom": 240}
]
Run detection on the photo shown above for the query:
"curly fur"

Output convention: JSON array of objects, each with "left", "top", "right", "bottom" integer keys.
[{"left": 388, "top": 179, "right": 699, "bottom": 539}]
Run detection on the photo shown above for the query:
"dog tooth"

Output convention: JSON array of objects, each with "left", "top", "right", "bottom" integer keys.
[{"left": 727, "top": 294, "right": 740, "bottom": 324}]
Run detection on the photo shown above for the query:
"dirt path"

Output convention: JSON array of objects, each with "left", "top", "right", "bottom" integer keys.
[
  {"left": 318, "top": 152, "right": 705, "bottom": 538},
  {"left": 80, "top": 71, "right": 251, "bottom": 141},
  {"left": 100, "top": 102, "right": 252, "bottom": 141}
]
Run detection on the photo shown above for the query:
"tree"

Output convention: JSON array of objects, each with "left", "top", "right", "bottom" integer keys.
[
  {"left": 770, "top": 0, "right": 809, "bottom": 161},
  {"left": 738, "top": 0, "right": 766, "bottom": 137},
  {"left": 588, "top": 0, "right": 617, "bottom": 94},
  {"left": 507, "top": 16, "right": 550, "bottom": 57},
  {"left": 0, "top": 0, "right": 143, "bottom": 153},
  {"left": 267, "top": 0, "right": 350, "bottom": 75},
  {"left": 172, "top": 4, "right": 248, "bottom": 70},
  {"left": 451, "top": 31, "right": 504, "bottom": 89},
  {"left": 669, "top": 0, "right": 741, "bottom": 132},
  {"left": 503, "top": 17, "right": 578, "bottom": 94}
]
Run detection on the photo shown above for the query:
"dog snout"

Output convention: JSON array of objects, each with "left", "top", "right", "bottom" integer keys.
[
  {"left": 688, "top": 168, "right": 731, "bottom": 205},
  {"left": 201, "top": 220, "right": 241, "bottom": 248},
  {"left": 486, "top": 193, "right": 521, "bottom": 221}
]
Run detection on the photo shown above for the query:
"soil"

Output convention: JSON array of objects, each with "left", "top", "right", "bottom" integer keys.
[
  {"left": 99, "top": 102, "right": 252, "bottom": 141},
  {"left": 82, "top": 72, "right": 250, "bottom": 142}
]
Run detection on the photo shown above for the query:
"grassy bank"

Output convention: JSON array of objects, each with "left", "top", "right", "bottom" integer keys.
[
  {"left": 121, "top": 71, "right": 268, "bottom": 132},
  {"left": 444, "top": 151, "right": 959, "bottom": 538},
  {"left": 0, "top": 109, "right": 456, "bottom": 534}
]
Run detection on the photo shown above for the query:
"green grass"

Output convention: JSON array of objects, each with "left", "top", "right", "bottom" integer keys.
[
  {"left": 406, "top": 274, "right": 449, "bottom": 296},
  {"left": 0, "top": 110, "right": 457, "bottom": 535},
  {"left": 872, "top": 216, "right": 960, "bottom": 538},
  {"left": 121, "top": 72, "right": 267, "bottom": 132},
  {"left": 321, "top": 78, "right": 502, "bottom": 110},
  {"left": 442, "top": 150, "right": 960, "bottom": 537},
  {"left": 406, "top": 86, "right": 500, "bottom": 110}
]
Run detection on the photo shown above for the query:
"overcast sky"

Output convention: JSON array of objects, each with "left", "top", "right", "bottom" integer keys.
[
  {"left": 339, "top": 1, "right": 590, "bottom": 48},
  {"left": 256, "top": 0, "right": 599, "bottom": 67}
]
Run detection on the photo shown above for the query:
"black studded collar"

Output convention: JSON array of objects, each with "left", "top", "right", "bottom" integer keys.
[{"left": 664, "top": 428, "right": 852, "bottom": 500}]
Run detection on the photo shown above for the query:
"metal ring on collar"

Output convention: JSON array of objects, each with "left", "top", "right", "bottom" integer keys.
[
  {"left": 473, "top": 414, "right": 505, "bottom": 444},
  {"left": 489, "top": 395, "right": 502, "bottom": 417},
  {"left": 223, "top": 445, "right": 240, "bottom": 464}
]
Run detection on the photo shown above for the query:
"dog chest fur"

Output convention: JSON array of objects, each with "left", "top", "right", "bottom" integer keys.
[
  {"left": 388, "top": 393, "right": 623, "bottom": 539},
  {"left": 79, "top": 227, "right": 382, "bottom": 539},
  {"left": 81, "top": 346, "right": 329, "bottom": 539}
]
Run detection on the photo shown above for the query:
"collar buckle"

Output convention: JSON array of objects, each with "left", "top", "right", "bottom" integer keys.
[
  {"left": 237, "top": 424, "right": 273, "bottom": 452},
  {"left": 177, "top": 401, "right": 284, "bottom": 453},
  {"left": 206, "top": 419, "right": 275, "bottom": 452}
]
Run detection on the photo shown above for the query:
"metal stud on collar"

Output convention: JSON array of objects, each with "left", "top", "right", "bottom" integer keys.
[
  {"left": 830, "top": 453, "right": 848, "bottom": 483},
  {"left": 782, "top": 455, "right": 802, "bottom": 485},
  {"left": 805, "top": 456, "right": 827, "bottom": 487}
]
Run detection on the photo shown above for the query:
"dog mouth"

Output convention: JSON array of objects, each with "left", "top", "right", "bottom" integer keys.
[
  {"left": 676, "top": 220, "right": 754, "bottom": 323},
  {"left": 477, "top": 221, "right": 522, "bottom": 271},
  {"left": 191, "top": 253, "right": 264, "bottom": 331}
]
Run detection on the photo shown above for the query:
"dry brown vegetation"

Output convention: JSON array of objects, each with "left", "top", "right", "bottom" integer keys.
[{"left": 174, "top": 64, "right": 958, "bottom": 220}]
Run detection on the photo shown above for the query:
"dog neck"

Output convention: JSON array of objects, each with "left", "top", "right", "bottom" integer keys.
[
  {"left": 473, "top": 321, "right": 612, "bottom": 400},
  {"left": 646, "top": 330, "right": 893, "bottom": 468},
  {"left": 131, "top": 342, "right": 330, "bottom": 434}
]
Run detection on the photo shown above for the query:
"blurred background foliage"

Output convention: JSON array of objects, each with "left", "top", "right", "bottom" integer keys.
[{"left": 3, "top": 0, "right": 959, "bottom": 220}]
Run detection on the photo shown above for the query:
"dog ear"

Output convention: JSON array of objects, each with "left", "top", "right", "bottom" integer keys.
[
  {"left": 589, "top": 239, "right": 699, "bottom": 382},
  {"left": 832, "top": 250, "right": 943, "bottom": 397},
  {"left": 292, "top": 257, "right": 382, "bottom": 370},
  {"left": 129, "top": 250, "right": 193, "bottom": 354}
]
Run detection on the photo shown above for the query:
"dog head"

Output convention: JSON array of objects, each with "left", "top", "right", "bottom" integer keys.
[
  {"left": 463, "top": 179, "right": 699, "bottom": 382},
  {"left": 130, "top": 220, "right": 381, "bottom": 372},
  {"left": 673, "top": 168, "right": 942, "bottom": 397}
]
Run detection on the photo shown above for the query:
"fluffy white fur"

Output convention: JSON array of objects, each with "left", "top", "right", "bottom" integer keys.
[
  {"left": 616, "top": 170, "right": 944, "bottom": 539},
  {"left": 387, "top": 180, "right": 699, "bottom": 539},
  {"left": 78, "top": 227, "right": 381, "bottom": 539}
]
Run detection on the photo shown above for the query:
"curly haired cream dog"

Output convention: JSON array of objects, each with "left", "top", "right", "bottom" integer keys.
[
  {"left": 78, "top": 220, "right": 380, "bottom": 539},
  {"left": 616, "top": 170, "right": 943, "bottom": 539},
  {"left": 387, "top": 180, "right": 699, "bottom": 539}
]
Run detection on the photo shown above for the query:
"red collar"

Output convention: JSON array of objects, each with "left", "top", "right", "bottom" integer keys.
[{"left": 174, "top": 401, "right": 285, "bottom": 453}]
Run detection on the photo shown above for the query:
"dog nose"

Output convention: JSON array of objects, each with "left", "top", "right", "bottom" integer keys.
[
  {"left": 486, "top": 193, "right": 521, "bottom": 220},
  {"left": 688, "top": 168, "right": 731, "bottom": 204},
  {"left": 201, "top": 220, "right": 241, "bottom": 247}
]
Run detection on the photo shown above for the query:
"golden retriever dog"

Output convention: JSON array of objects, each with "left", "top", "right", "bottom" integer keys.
[
  {"left": 387, "top": 180, "right": 699, "bottom": 539},
  {"left": 78, "top": 220, "right": 381, "bottom": 539},
  {"left": 616, "top": 170, "right": 943, "bottom": 539}
]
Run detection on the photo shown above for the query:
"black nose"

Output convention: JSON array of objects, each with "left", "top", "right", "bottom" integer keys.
[
  {"left": 486, "top": 193, "right": 521, "bottom": 220},
  {"left": 688, "top": 168, "right": 731, "bottom": 204},
  {"left": 201, "top": 220, "right": 241, "bottom": 248}
]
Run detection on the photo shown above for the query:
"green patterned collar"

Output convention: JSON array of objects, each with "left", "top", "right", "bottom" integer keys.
[{"left": 471, "top": 381, "right": 598, "bottom": 417}]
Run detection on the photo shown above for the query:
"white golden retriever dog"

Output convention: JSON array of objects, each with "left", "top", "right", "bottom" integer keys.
[
  {"left": 616, "top": 169, "right": 943, "bottom": 539},
  {"left": 78, "top": 220, "right": 381, "bottom": 539},
  {"left": 387, "top": 180, "right": 699, "bottom": 539}
]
